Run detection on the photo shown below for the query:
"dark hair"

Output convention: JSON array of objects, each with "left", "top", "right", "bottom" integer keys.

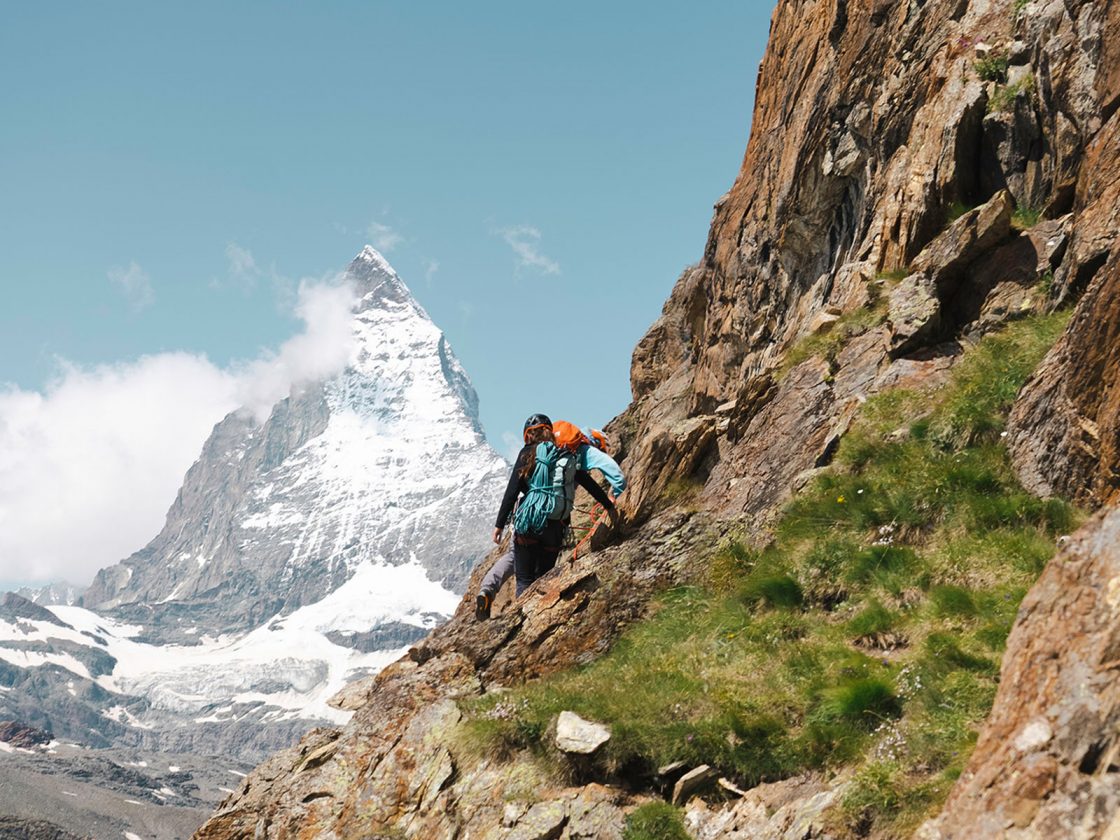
[{"left": 519, "top": 423, "right": 555, "bottom": 479}]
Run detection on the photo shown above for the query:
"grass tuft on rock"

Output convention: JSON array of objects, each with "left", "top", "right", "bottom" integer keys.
[
  {"left": 623, "top": 801, "right": 690, "bottom": 840},
  {"left": 457, "top": 313, "right": 1078, "bottom": 837},
  {"left": 974, "top": 51, "right": 1009, "bottom": 82},
  {"left": 777, "top": 292, "right": 893, "bottom": 380}
]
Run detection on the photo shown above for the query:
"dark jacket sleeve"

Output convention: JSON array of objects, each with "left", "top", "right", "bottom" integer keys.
[
  {"left": 576, "top": 471, "right": 614, "bottom": 510},
  {"left": 495, "top": 447, "right": 531, "bottom": 530}
]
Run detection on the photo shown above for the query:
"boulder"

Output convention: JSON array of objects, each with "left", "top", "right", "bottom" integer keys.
[
  {"left": 686, "top": 774, "right": 843, "bottom": 840},
  {"left": 0, "top": 721, "right": 53, "bottom": 749},
  {"left": 912, "top": 190, "right": 1015, "bottom": 292},
  {"left": 672, "top": 764, "right": 717, "bottom": 806},
  {"left": 507, "top": 800, "right": 567, "bottom": 840},
  {"left": 326, "top": 674, "right": 376, "bottom": 711},
  {"left": 888, "top": 273, "right": 942, "bottom": 356},
  {"left": 807, "top": 309, "right": 842, "bottom": 334},
  {"left": 555, "top": 711, "right": 611, "bottom": 755}
]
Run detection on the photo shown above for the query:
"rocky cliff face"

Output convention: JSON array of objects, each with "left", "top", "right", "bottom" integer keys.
[
  {"left": 1008, "top": 103, "right": 1120, "bottom": 509},
  {"left": 624, "top": 0, "right": 1115, "bottom": 528},
  {"left": 195, "top": 0, "right": 1119, "bottom": 837}
]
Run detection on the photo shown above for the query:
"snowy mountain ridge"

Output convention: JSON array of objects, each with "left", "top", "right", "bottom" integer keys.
[
  {"left": 1, "top": 247, "right": 508, "bottom": 768},
  {"left": 82, "top": 246, "right": 508, "bottom": 642}
]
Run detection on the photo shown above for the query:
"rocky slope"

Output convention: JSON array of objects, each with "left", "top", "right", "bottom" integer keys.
[
  {"left": 196, "top": 0, "right": 1119, "bottom": 837},
  {"left": 0, "top": 722, "right": 248, "bottom": 840}
]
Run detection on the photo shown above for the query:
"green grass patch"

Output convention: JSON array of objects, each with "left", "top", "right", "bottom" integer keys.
[
  {"left": 740, "top": 571, "right": 804, "bottom": 609},
  {"left": 623, "top": 801, "right": 690, "bottom": 840},
  {"left": 456, "top": 314, "right": 1080, "bottom": 837},
  {"left": 778, "top": 273, "right": 908, "bottom": 380},
  {"left": 817, "top": 676, "right": 900, "bottom": 726},
  {"left": 1011, "top": 204, "right": 1043, "bottom": 230},
  {"left": 778, "top": 305, "right": 889, "bottom": 380},
  {"left": 877, "top": 267, "right": 911, "bottom": 282},
  {"left": 709, "top": 539, "right": 755, "bottom": 594},
  {"left": 974, "top": 52, "right": 1009, "bottom": 82},
  {"left": 989, "top": 75, "right": 1036, "bottom": 114},
  {"left": 931, "top": 585, "right": 978, "bottom": 617},
  {"left": 847, "top": 600, "right": 897, "bottom": 637},
  {"left": 946, "top": 200, "right": 975, "bottom": 224}
]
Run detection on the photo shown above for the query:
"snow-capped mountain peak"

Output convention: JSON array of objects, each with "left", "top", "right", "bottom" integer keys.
[
  {"left": 1, "top": 247, "right": 510, "bottom": 767},
  {"left": 82, "top": 248, "right": 508, "bottom": 645}
]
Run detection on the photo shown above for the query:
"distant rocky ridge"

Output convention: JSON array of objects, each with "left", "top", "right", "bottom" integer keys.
[{"left": 13, "top": 582, "right": 84, "bottom": 607}]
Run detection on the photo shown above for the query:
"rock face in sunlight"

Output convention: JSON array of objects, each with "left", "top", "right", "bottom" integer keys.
[
  {"left": 924, "top": 505, "right": 1120, "bottom": 838},
  {"left": 82, "top": 246, "right": 508, "bottom": 642},
  {"left": 191, "top": 0, "right": 1120, "bottom": 837}
]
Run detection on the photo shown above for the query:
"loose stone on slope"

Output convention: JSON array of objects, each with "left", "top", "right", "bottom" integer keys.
[
  {"left": 672, "top": 764, "right": 717, "bottom": 806},
  {"left": 554, "top": 711, "right": 611, "bottom": 755}
]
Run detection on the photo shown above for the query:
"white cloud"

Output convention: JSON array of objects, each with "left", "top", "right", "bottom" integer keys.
[
  {"left": 500, "top": 430, "right": 523, "bottom": 463},
  {"left": 497, "top": 225, "right": 560, "bottom": 275},
  {"left": 367, "top": 221, "right": 404, "bottom": 253},
  {"left": 234, "top": 278, "right": 358, "bottom": 419},
  {"left": 0, "top": 279, "right": 358, "bottom": 588},
  {"left": 424, "top": 259, "right": 440, "bottom": 285},
  {"left": 108, "top": 262, "right": 155, "bottom": 311},
  {"left": 225, "top": 242, "right": 259, "bottom": 287}
]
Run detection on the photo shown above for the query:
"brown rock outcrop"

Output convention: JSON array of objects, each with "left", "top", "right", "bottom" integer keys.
[
  {"left": 1009, "top": 109, "right": 1120, "bottom": 509},
  {"left": 924, "top": 505, "right": 1120, "bottom": 838},
  {"left": 620, "top": 0, "right": 1113, "bottom": 528},
  {"left": 1010, "top": 252, "right": 1120, "bottom": 508}
]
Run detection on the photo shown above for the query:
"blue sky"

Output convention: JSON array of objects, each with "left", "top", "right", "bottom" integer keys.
[{"left": 0, "top": 3, "right": 772, "bottom": 584}]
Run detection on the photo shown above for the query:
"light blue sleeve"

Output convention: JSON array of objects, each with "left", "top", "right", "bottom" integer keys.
[{"left": 580, "top": 444, "right": 626, "bottom": 495}]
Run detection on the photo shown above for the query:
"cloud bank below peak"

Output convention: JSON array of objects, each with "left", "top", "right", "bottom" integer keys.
[{"left": 0, "top": 279, "right": 359, "bottom": 588}]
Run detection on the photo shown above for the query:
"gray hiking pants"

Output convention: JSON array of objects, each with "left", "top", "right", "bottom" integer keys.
[{"left": 480, "top": 549, "right": 515, "bottom": 599}]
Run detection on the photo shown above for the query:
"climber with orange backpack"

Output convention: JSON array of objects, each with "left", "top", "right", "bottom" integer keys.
[{"left": 475, "top": 414, "right": 625, "bottom": 620}]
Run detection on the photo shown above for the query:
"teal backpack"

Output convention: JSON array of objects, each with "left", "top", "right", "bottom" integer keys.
[{"left": 513, "top": 441, "right": 578, "bottom": 536}]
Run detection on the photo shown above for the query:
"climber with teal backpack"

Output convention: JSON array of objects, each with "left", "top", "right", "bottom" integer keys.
[
  {"left": 476, "top": 416, "right": 625, "bottom": 619},
  {"left": 487, "top": 413, "right": 619, "bottom": 604}
]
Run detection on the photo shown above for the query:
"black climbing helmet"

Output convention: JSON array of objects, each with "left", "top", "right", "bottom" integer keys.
[{"left": 522, "top": 413, "right": 552, "bottom": 442}]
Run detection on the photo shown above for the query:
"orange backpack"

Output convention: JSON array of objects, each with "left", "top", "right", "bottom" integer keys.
[{"left": 552, "top": 420, "right": 587, "bottom": 452}]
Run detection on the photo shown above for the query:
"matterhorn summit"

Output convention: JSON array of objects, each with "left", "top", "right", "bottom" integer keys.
[
  {"left": 0, "top": 248, "right": 511, "bottom": 821},
  {"left": 83, "top": 245, "right": 509, "bottom": 643}
]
